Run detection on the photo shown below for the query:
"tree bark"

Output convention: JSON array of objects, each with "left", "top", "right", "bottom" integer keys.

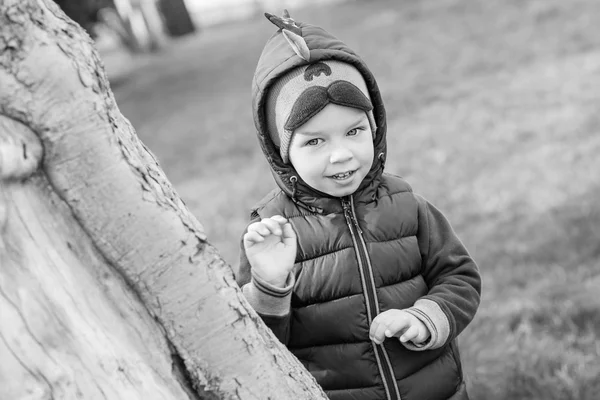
[{"left": 0, "top": 1, "right": 328, "bottom": 399}]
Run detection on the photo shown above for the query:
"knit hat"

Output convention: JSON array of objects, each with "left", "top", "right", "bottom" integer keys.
[{"left": 265, "top": 60, "right": 377, "bottom": 163}]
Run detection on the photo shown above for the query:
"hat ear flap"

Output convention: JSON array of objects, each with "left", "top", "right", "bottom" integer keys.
[{"left": 282, "top": 29, "right": 310, "bottom": 61}]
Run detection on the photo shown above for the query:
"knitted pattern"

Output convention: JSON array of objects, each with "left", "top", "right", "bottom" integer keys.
[{"left": 265, "top": 60, "right": 377, "bottom": 163}]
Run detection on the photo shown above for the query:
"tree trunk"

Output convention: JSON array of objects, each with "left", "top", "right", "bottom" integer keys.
[
  {"left": 158, "top": 0, "right": 196, "bottom": 38},
  {"left": 0, "top": 1, "right": 328, "bottom": 399}
]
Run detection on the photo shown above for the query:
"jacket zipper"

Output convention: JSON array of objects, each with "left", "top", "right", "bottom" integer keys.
[{"left": 342, "top": 196, "right": 401, "bottom": 400}]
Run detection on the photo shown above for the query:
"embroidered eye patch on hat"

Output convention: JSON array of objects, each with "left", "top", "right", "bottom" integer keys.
[{"left": 284, "top": 81, "right": 373, "bottom": 131}]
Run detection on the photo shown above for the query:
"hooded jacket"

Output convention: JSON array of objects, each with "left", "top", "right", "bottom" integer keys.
[{"left": 235, "top": 14, "right": 481, "bottom": 400}]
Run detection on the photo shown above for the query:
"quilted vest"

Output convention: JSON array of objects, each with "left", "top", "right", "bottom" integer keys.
[{"left": 254, "top": 174, "right": 466, "bottom": 400}]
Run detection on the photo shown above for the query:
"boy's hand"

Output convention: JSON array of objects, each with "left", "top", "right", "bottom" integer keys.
[
  {"left": 369, "top": 309, "right": 430, "bottom": 345},
  {"left": 243, "top": 215, "right": 297, "bottom": 288}
]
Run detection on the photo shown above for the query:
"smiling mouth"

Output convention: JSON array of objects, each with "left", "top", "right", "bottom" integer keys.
[{"left": 329, "top": 170, "right": 356, "bottom": 180}]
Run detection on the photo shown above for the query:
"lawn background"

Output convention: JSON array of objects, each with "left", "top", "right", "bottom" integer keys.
[{"left": 107, "top": 0, "right": 600, "bottom": 397}]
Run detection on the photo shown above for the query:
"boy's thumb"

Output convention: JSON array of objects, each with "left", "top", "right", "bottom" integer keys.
[{"left": 282, "top": 223, "right": 297, "bottom": 244}]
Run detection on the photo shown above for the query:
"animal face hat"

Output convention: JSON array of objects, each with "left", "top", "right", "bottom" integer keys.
[{"left": 263, "top": 12, "right": 377, "bottom": 164}]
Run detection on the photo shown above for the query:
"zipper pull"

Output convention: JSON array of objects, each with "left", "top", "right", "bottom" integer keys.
[
  {"left": 348, "top": 197, "right": 363, "bottom": 234},
  {"left": 344, "top": 207, "right": 353, "bottom": 222},
  {"left": 341, "top": 198, "right": 350, "bottom": 213},
  {"left": 342, "top": 197, "right": 363, "bottom": 234},
  {"left": 341, "top": 198, "right": 353, "bottom": 228}
]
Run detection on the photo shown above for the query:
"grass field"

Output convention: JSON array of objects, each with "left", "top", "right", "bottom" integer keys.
[{"left": 107, "top": 0, "right": 600, "bottom": 397}]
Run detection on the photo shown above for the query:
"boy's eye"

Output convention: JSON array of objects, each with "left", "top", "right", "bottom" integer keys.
[
  {"left": 347, "top": 127, "right": 363, "bottom": 136},
  {"left": 305, "top": 138, "right": 322, "bottom": 146}
]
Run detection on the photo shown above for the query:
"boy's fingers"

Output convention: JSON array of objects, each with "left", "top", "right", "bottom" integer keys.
[
  {"left": 370, "top": 313, "right": 390, "bottom": 337},
  {"left": 247, "top": 222, "right": 270, "bottom": 236},
  {"left": 400, "top": 325, "right": 419, "bottom": 343},
  {"left": 261, "top": 218, "right": 283, "bottom": 236},
  {"left": 369, "top": 315, "right": 382, "bottom": 337},
  {"left": 271, "top": 215, "right": 288, "bottom": 224},
  {"left": 384, "top": 318, "right": 410, "bottom": 338},
  {"left": 370, "top": 320, "right": 389, "bottom": 344},
  {"left": 281, "top": 223, "right": 297, "bottom": 244},
  {"left": 243, "top": 231, "right": 265, "bottom": 246},
  {"left": 368, "top": 320, "right": 378, "bottom": 342}
]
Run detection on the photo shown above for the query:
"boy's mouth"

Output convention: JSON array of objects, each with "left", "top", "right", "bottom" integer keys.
[{"left": 329, "top": 170, "right": 356, "bottom": 180}]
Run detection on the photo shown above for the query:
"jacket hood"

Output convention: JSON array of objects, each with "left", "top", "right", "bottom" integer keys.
[{"left": 252, "top": 13, "right": 388, "bottom": 213}]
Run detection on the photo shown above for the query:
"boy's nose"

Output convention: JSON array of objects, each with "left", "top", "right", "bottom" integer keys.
[{"left": 329, "top": 146, "right": 353, "bottom": 164}]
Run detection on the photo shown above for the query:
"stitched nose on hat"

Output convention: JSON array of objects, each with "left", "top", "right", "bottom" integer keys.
[{"left": 284, "top": 81, "right": 373, "bottom": 132}]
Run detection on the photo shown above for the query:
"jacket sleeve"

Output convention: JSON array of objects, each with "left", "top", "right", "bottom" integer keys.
[
  {"left": 234, "top": 218, "right": 293, "bottom": 345},
  {"left": 403, "top": 194, "right": 481, "bottom": 351}
]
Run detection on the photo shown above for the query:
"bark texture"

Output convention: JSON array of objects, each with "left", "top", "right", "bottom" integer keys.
[{"left": 0, "top": 0, "right": 328, "bottom": 399}]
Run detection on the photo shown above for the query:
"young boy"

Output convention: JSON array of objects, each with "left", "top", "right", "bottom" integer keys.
[{"left": 235, "top": 10, "right": 481, "bottom": 400}]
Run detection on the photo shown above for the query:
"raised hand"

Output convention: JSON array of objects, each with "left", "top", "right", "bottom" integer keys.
[
  {"left": 243, "top": 215, "right": 297, "bottom": 288},
  {"left": 369, "top": 309, "right": 430, "bottom": 346}
]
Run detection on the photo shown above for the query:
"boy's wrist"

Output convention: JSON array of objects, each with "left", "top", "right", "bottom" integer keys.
[
  {"left": 403, "top": 299, "right": 450, "bottom": 351},
  {"left": 241, "top": 272, "right": 295, "bottom": 317},
  {"left": 416, "top": 324, "right": 431, "bottom": 344},
  {"left": 242, "top": 280, "right": 292, "bottom": 317},
  {"left": 264, "top": 276, "right": 289, "bottom": 288},
  {"left": 252, "top": 270, "right": 294, "bottom": 297}
]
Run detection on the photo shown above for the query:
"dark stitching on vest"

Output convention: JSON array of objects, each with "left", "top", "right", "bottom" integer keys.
[
  {"left": 285, "top": 212, "right": 321, "bottom": 219},
  {"left": 294, "top": 292, "right": 361, "bottom": 309},
  {"left": 325, "top": 384, "right": 383, "bottom": 393},
  {"left": 364, "top": 235, "right": 417, "bottom": 245},
  {"left": 297, "top": 245, "right": 354, "bottom": 264},
  {"left": 286, "top": 208, "right": 351, "bottom": 220},
  {"left": 377, "top": 274, "right": 425, "bottom": 290},
  {"left": 256, "top": 203, "right": 329, "bottom": 220}
]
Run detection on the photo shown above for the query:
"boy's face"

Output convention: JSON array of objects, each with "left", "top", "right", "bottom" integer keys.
[{"left": 288, "top": 104, "right": 374, "bottom": 197}]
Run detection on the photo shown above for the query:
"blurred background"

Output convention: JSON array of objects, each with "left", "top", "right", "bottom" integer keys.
[{"left": 57, "top": 0, "right": 600, "bottom": 398}]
